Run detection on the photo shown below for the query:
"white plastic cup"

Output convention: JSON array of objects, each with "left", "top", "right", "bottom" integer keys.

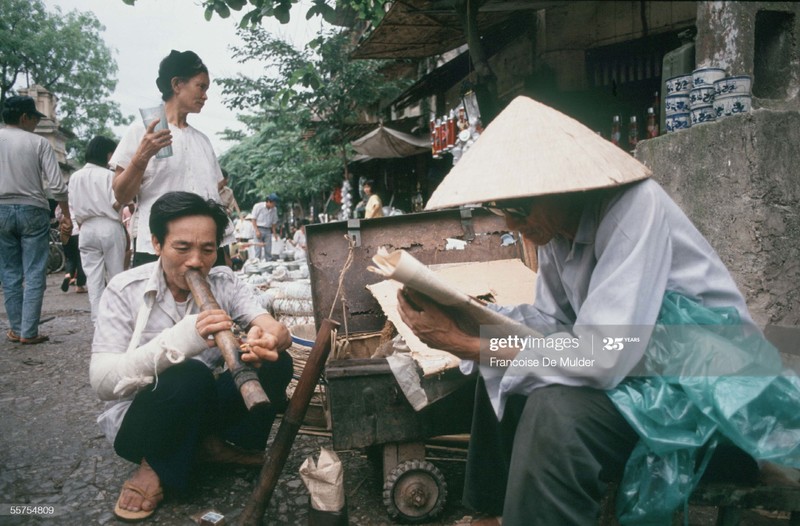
[{"left": 139, "top": 104, "right": 173, "bottom": 159}]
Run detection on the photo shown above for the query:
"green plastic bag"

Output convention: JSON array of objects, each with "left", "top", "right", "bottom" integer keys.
[{"left": 608, "top": 292, "right": 800, "bottom": 524}]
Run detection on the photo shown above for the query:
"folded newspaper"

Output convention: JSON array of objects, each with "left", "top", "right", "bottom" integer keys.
[{"left": 368, "top": 247, "right": 543, "bottom": 340}]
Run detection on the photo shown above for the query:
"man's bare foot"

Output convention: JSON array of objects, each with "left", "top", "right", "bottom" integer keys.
[{"left": 114, "top": 459, "right": 163, "bottom": 521}]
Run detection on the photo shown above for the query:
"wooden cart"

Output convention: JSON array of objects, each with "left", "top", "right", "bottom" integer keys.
[{"left": 306, "top": 209, "right": 529, "bottom": 523}]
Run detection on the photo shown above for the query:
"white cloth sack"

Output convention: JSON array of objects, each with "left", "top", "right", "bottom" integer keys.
[{"left": 299, "top": 447, "right": 345, "bottom": 512}]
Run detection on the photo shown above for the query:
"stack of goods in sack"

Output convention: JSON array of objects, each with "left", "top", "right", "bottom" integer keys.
[
  {"left": 270, "top": 280, "right": 314, "bottom": 328},
  {"left": 237, "top": 257, "right": 312, "bottom": 326}
]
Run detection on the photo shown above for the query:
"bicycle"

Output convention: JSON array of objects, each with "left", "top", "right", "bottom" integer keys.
[{"left": 47, "top": 227, "right": 65, "bottom": 274}]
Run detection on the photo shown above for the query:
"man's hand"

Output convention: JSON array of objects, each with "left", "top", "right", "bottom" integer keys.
[
  {"left": 396, "top": 288, "right": 481, "bottom": 360},
  {"left": 196, "top": 309, "right": 233, "bottom": 346},
  {"left": 59, "top": 216, "right": 73, "bottom": 243},
  {"left": 240, "top": 325, "right": 280, "bottom": 363}
]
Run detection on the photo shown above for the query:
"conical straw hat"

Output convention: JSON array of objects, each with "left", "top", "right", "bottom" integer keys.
[{"left": 425, "top": 96, "right": 652, "bottom": 210}]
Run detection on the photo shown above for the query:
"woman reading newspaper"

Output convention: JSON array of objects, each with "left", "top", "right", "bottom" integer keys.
[{"left": 395, "top": 96, "right": 800, "bottom": 526}]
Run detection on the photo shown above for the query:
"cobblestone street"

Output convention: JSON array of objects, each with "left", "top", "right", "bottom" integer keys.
[
  {"left": 0, "top": 273, "right": 470, "bottom": 525},
  {"left": 1, "top": 273, "right": 795, "bottom": 526}
]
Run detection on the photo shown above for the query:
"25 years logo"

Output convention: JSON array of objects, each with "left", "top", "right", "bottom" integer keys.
[
  {"left": 602, "top": 337, "right": 624, "bottom": 351},
  {"left": 602, "top": 336, "right": 640, "bottom": 351}
]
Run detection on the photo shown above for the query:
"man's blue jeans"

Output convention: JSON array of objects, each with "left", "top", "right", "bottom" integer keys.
[
  {"left": 0, "top": 205, "right": 51, "bottom": 338},
  {"left": 256, "top": 226, "right": 273, "bottom": 260}
]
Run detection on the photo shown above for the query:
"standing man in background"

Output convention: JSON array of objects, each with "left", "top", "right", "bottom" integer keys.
[
  {"left": 218, "top": 170, "right": 240, "bottom": 218},
  {"left": 0, "top": 95, "right": 72, "bottom": 344},
  {"left": 69, "top": 136, "right": 127, "bottom": 324},
  {"left": 251, "top": 193, "right": 279, "bottom": 261}
]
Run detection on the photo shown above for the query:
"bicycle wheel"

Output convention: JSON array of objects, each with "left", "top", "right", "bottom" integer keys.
[{"left": 48, "top": 244, "right": 65, "bottom": 274}]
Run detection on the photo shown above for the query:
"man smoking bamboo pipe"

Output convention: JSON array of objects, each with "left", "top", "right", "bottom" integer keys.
[{"left": 89, "top": 191, "right": 292, "bottom": 523}]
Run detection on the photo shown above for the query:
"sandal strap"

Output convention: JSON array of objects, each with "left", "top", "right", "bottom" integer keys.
[{"left": 122, "top": 481, "right": 163, "bottom": 502}]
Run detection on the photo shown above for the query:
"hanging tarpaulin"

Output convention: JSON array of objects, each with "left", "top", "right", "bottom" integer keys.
[{"left": 351, "top": 125, "right": 431, "bottom": 158}]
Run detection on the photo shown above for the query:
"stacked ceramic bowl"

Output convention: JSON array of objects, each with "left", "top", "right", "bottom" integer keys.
[
  {"left": 690, "top": 67, "right": 724, "bottom": 125},
  {"left": 713, "top": 75, "right": 752, "bottom": 119},
  {"left": 664, "top": 74, "right": 692, "bottom": 132}
]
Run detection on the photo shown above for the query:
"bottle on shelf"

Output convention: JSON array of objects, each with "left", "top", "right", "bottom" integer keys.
[
  {"left": 429, "top": 117, "right": 437, "bottom": 156},
  {"left": 628, "top": 116, "right": 639, "bottom": 151},
  {"left": 646, "top": 107, "right": 659, "bottom": 139},
  {"left": 412, "top": 182, "right": 424, "bottom": 212},
  {"left": 652, "top": 91, "right": 660, "bottom": 122},
  {"left": 611, "top": 115, "right": 621, "bottom": 146},
  {"left": 445, "top": 111, "right": 455, "bottom": 149},
  {"left": 432, "top": 118, "right": 442, "bottom": 158}
]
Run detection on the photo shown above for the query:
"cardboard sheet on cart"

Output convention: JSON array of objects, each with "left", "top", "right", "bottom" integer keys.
[{"left": 366, "top": 258, "right": 538, "bottom": 377}]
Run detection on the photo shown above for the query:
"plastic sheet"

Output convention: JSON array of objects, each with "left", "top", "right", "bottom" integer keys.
[{"left": 608, "top": 292, "right": 800, "bottom": 524}]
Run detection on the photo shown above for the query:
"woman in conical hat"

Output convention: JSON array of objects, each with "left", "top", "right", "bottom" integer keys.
[{"left": 398, "top": 96, "right": 766, "bottom": 525}]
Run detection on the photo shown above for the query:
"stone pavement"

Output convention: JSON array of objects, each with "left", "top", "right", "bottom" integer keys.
[
  {"left": 0, "top": 273, "right": 471, "bottom": 525},
  {"left": 0, "top": 273, "right": 793, "bottom": 525}
]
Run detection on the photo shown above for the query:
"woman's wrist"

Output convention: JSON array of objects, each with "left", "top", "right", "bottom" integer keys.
[{"left": 130, "top": 154, "right": 148, "bottom": 171}]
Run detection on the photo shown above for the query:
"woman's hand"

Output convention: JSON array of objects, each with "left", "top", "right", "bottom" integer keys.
[
  {"left": 396, "top": 288, "right": 481, "bottom": 361},
  {"left": 196, "top": 309, "right": 233, "bottom": 346},
  {"left": 133, "top": 118, "right": 172, "bottom": 166},
  {"left": 240, "top": 325, "right": 280, "bottom": 363}
]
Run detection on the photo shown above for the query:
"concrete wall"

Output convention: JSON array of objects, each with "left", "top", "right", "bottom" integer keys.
[
  {"left": 696, "top": 1, "right": 800, "bottom": 106},
  {"left": 636, "top": 109, "right": 800, "bottom": 329}
]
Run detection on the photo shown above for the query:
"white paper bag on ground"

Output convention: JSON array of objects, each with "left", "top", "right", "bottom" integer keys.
[{"left": 300, "top": 447, "right": 345, "bottom": 512}]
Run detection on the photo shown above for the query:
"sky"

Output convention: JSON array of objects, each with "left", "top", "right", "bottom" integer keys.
[{"left": 41, "top": 0, "right": 326, "bottom": 155}]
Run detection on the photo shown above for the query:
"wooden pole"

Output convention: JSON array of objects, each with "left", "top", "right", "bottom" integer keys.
[
  {"left": 184, "top": 269, "right": 270, "bottom": 411},
  {"left": 238, "top": 318, "right": 340, "bottom": 526}
]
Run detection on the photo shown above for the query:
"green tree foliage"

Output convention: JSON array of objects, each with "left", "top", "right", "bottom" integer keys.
[
  {"left": 1, "top": 0, "right": 130, "bottom": 158},
  {"left": 220, "top": 105, "right": 341, "bottom": 211},
  {"left": 121, "top": 0, "right": 388, "bottom": 28},
  {"left": 217, "top": 27, "right": 409, "bottom": 206}
]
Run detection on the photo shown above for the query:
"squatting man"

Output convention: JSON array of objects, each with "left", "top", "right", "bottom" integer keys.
[{"left": 90, "top": 191, "right": 292, "bottom": 522}]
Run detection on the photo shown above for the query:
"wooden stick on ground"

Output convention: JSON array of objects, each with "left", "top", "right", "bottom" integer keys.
[
  {"left": 238, "top": 318, "right": 340, "bottom": 526},
  {"left": 184, "top": 269, "right": 270, "bottom": 410}
]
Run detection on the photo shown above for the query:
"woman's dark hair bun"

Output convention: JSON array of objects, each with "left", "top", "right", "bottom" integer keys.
[{"left": 155, "top": 50, "right": 208, "bottom": 101}]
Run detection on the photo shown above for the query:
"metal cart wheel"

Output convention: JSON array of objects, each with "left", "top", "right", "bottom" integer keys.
[
  {"left": 382, "top": 459, "right": 447, "bottom": 524},
  {"left": 47, "top": 243, "right": 65, "bottom": 274}
]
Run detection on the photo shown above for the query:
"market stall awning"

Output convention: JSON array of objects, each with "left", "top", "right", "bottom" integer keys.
[
  {"left": 391, "top": 14, "right": 532, "bottom": 110},
  {"left": 351, "top": 0, "right": 565, "bottom": 60},
  {"left": 351, "top": 125, "right": 431, "bottom": 158}
]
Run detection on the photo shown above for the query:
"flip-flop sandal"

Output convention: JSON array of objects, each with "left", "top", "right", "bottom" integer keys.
[
  {"left": 60, "top": 276, "right": 70, "bottom": 292},
  {"left": 6, "top": 330, "right": 20, "bottom": 342},
  {"left": 113, "top": 481, "right": 163, "bottom": 523},
  {"left": 20, "top": 335, "right": 49, "bottom": 345}
]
